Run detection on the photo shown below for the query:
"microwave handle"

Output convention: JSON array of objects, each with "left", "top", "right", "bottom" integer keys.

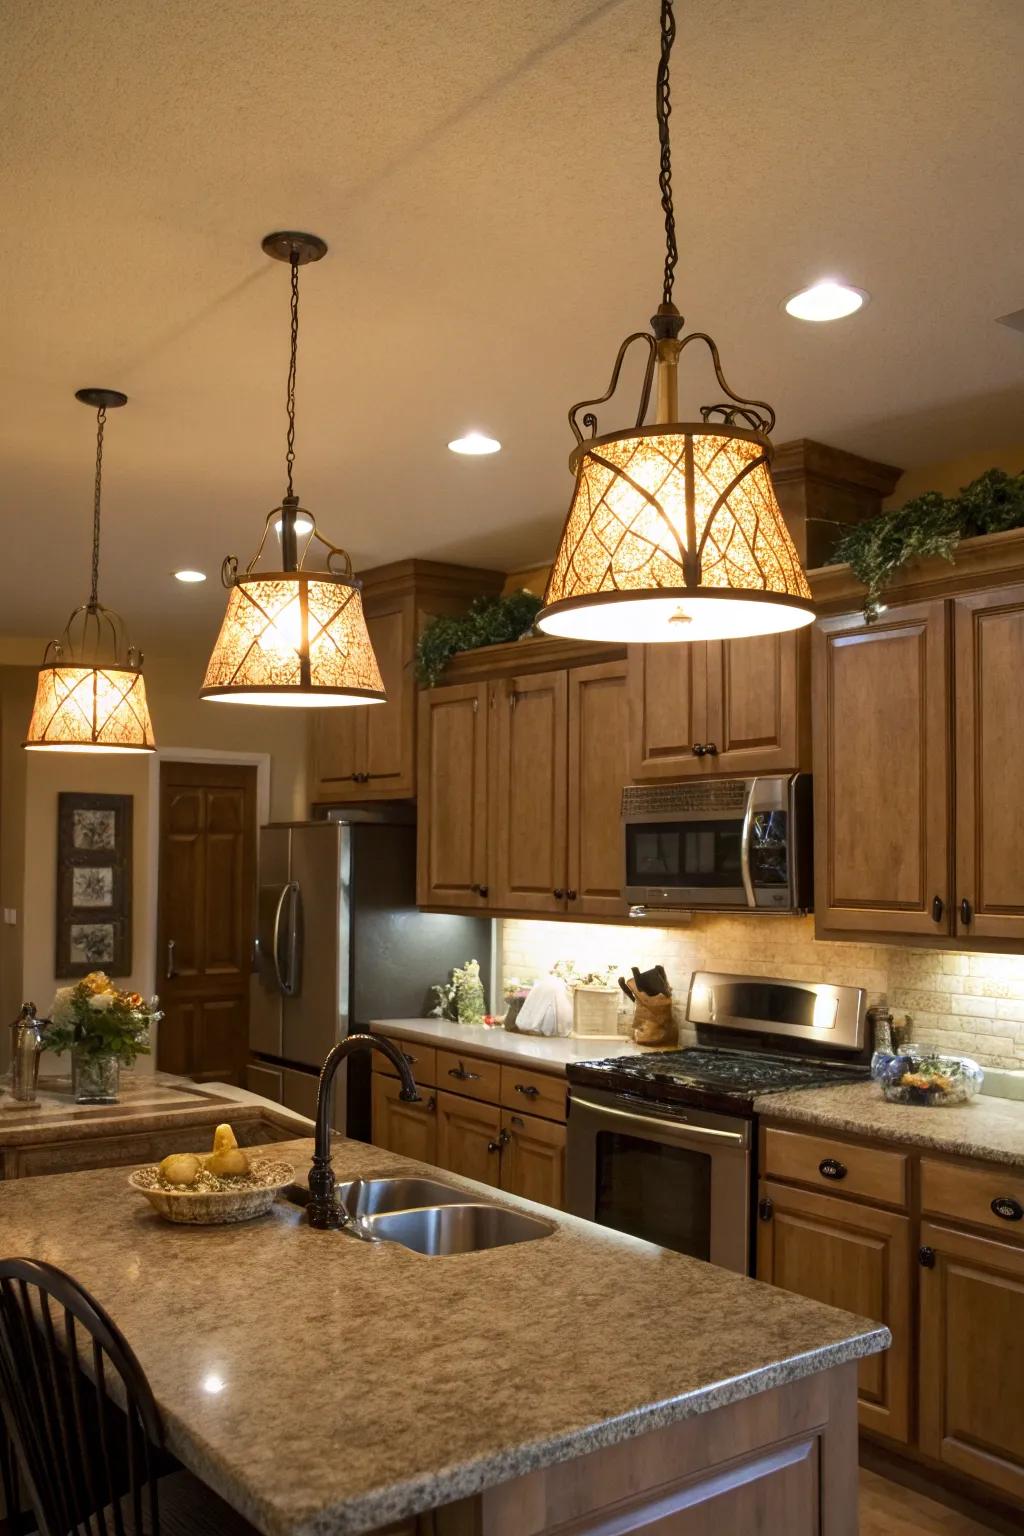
[{"left": 739, "top": 781, "right": 757, "bottom": 907}]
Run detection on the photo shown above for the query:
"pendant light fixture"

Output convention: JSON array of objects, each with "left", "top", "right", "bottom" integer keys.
[
  {"left": 24, "top": 391, "right": 156, "bottom": 753},
  {"left": 201, "top": 233, "right": 386, "bottom": 708},
  {"left": 537, "top": 1, "right": 814, "bottom": 644}
]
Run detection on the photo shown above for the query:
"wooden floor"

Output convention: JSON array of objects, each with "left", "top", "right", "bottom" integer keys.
[{"left": 860, "top": 1469, "right": 1002, "bottom": 1535}]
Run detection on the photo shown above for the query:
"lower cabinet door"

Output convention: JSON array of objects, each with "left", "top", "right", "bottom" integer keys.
[
  {"left": 436, "top": 1091, "right": 502, "bottom": 1186},
  {"left": 757, "top": 1181, "right": 911, "bottom": 1443},
  {"left": 499, "top": 1111, "right": 566, "bottom": 1210},
  {"left": 371, "top": 1072, "right": 437, "bottom": 1165},
  {"left": 919, "top": 1220, "right": 1024, "bottom": 1503}
]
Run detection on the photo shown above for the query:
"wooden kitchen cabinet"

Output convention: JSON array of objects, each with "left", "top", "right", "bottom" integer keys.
[
  {"left": 954, "top": 585, "right": 1024, "bottom": 942},
  {"left": 627, "top": 641, "right": 710, "bottom": 780},
  {"left": 371, "top": 1072, "right": 438, "bottom": 1165},
  {"left": 490, "top": 669, "right": 569, "bottom": 914},
  {"left": 812, "top": 600, "right": 951, "bottom": 939},
  {"left": 566, "top": 661, "right": 629, "bottom": 917},
  {"left": 436, "top": 1090, "right": 502, "bottom": 1184},
  {"left": 757, "top": 1180, "right": 912, "bottom": 1444},
  {"left": 499, "top": 1111, "right": 566, "bottom": 1209},
  {"left": 416, "top": 682, "right": 489, "bottom": 908},
  {"left": 919, "top": 1219, "right": 1024, "bottom": 1504}
]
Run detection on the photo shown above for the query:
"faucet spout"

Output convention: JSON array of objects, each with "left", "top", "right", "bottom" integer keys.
[{"left": 306, "top": 1033, "right": 420, "bottom": 1230}]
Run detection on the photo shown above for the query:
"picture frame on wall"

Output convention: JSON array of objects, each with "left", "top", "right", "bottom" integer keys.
[{"left": 55, "top": 792, "right": 133, "bottom": 978}]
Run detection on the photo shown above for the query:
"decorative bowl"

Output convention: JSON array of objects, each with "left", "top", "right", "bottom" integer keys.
[
  {"left": 128, "top": 1157, "right": 295, "bottom": 1224},
  {"left": 871, "top": 1048, "right": 983, "bottom": 1107}
]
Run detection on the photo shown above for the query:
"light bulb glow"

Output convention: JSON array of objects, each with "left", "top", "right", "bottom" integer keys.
[
  {"left": 447, "top": 432, "right": 501, "bottom": 456},
  {"left": 783, "top": 281, "right": 868, "bottom": 322},
  {"left": 274, "top": 514, "right": 314, "bottom": 537},
  {"left": 174, "top": 569, "right": 207, "bottom": 583}
]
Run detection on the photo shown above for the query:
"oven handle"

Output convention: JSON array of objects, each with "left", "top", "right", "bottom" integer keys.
[
  {"left": 571, "top": 1093, "right": 748, "bottom": 1147},
  {"left": 739, "top": 780, "right": 757, "bottom": 908}
]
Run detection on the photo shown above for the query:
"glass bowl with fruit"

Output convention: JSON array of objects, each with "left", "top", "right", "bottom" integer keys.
[{"left": 870, "top": 1048, "right": 984, "bottom": 1107}]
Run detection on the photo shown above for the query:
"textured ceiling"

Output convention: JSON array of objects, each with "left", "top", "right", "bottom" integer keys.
[{"left": 2, "top": 0, "right": 1023, "bottom": 646}]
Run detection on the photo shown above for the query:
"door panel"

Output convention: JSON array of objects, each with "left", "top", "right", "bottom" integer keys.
[
  {"left": 491, "top": 671, "right": 568, "bottom": 913},
  {"left": 311, "top": 704, "right": 362, "bottom": 792},
  {"left": 282, "top": 823, "right": 345, "bottom": 1070},
  {"left": 954, "top": 586, "right": 1024, "bottom": 941},
  {"left": 372, "top": 1072, "right": 438, "bottom": 1162},
  {"left": 416, "top": 684, "right": 489, "bottom": 907},
  {"left": 567, "top": 662, "right": 629, "bottom": 919},
  {"left": 500, "top": 1111, "right": 566, "bottom": 1210},
  {"left": 157, "top": 763, "right": 257, "bottom": 1084},
  {"left": 363, "top": 606, "right": 412, "bottom": 792},
  {"left": 706, "top": 632, "right": 801, "bottom": 773},
  {"left": 628, "top": 642, "right": 710, "bottom": 780},
  {"left": 812, "top": 602, "right": 950, "bottom": 937},
  {"left": 250, "top": 828, "right": 289, "bottom": 1059},
  {"left": 757, "top": 1181, "right": 911, "bottom": 1443},
  {"left": 436, "top": 1091, "right": 501, "bottom": 1185}
]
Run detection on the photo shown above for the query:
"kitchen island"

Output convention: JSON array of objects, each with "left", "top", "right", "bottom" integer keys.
[{"left": 0, "top": 1133, "right": 887, "bottom": 1535}]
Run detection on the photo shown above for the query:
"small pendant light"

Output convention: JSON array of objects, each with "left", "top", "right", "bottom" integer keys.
[
  {"left": 24, "top": 390, "right": 156, "bottom": 753},
  {"left": 202, "top": 233, "right": 386, "bottom": 708},
  {"left": 537, "top": 1, "right": 815, "bottom": 645}
]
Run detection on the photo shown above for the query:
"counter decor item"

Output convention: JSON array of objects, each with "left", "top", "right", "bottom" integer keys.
[
  {"left": 129, "top": 1123, "right": 294, "bottom": 1225},
  {"left": 871, "top": 1047, "right": 984, "bottom": 1107},
  {"left": 7, "top": 1003, "right": 44, "bottom": 1106},
  {"left": 515, "top": 976, "right": 573, "bottom": 1038},
  {"left": 428, "top": 958, "right": 486, "bottom": 1026},
  {"left": 502, "top": 978, "right": 531, "bottom": 1032},
  {"left": 44, "top": 971, "right": 161, "bottom": 1104},
  {"left": 622, "top": 965, "right": 676, "bottom": 1047}
]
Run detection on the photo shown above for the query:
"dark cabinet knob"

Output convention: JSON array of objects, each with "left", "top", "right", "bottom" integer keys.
[
  {"left": 931, "top": 895, "right": 945, "bottom": 923},
  {"left": 478, "top": 885, "right": 489, "bottom": 898},
  {"left": 553, "top": 888, "right": 566, "bottom": 899},
  {"left": 960, "top": 897, "right": 973, "bottom": 926},
  {"left": 757, "top": 1197, "right": 774, "bottom": 1221},
  {"left": 487, "top": 1129, "right": 510, "bottom": 1154},
  {"left": 704, "top": 743, "right": 719, "bottom": 756},
  {"left": 691, "top": 743, "right": 707, "bottom": 757},
  {"left": 991, "top": 1196, "right": 1024, "bottom": 1222},
  {"left": 447, "top": 1064, "right": 481, "bottom": 1082},
  {"left": 818, "top": 1157, "right": 847, "bottom": 1181},
  {"left": 567, "top": 889, "right": 577, "bottom": 901},
  {"left": 918, "top": 1245, "right": 936, "bottom": 1268},
  {"left": 514, "top": 1083, "right": 539, "bottom": 1099}
]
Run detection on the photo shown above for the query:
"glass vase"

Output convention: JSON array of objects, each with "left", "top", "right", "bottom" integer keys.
[{"left": 72, "top": 1051, "right": 121, "bottom": 1105}]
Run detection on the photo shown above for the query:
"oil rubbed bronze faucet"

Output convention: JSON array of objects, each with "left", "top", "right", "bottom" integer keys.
[{"left": 306, "top": 1034, "right": 420, "bottom": 1230}]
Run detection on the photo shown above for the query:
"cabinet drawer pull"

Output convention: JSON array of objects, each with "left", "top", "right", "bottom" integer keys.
[
  {"left": 960, "top": 897, "right": 973, "bottom": 925},
  {"left": 931, "top": 895, "right": 944, "bottom": 923},
  {"left": 514, "top": 1083, "right": 539, "bottom": 1099},
  {"left": 918, "top": 1245, "right": 936, "bottom": 1268},
  {"left": 691, "top": 742, "right": 707, "bottom": 757},
  {"left": 704, "top": 742, "right": 718, "bottom": 756},
  {"left": 487, "top": 1129, "right": 511, "bottom": 1153},
  {"left": 478, "top": 885, "right": 489, "bottom": 898},
  {"left": 447, "top": 1065, "right": 481, "bottom": 1082},
  {"left": 566, "top": 889, "right": 578, "bottom": 901},
  {"left": 818, "top": 1157, "right": 847, "bottom": 1181},
  {"left": 991, "top": 1196, "right": 1024, "bottom": 1222},
  {"left": 757, "top": 1197, "right": 773, "bottom": 1222},
  {"left": 401, "top": 1051, "right": 417, "bottom": 1065},
  {"left": 553, "top": 888, "right": 566, "bottom": 899}
]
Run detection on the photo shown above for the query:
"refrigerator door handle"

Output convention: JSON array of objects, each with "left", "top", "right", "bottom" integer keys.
[{"left": 272, "top": 882, "right": 300, "bottom": 997}]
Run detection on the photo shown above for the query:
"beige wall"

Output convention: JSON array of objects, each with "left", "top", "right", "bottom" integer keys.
[{"left": 882, "top": 445, "right": 1024, "bottom": 510}]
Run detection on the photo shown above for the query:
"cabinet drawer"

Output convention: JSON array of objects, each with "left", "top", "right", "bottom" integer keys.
[
  {"left": 921, "top": 1157, "right": 1024, "bottom": 1238},
  {"left": 763, "top": 1126, "right": 908, "bottom": 1207},
  {"left": 436, "top": 1049, "right": 501, "bottom": 1103},
  {"left": 375, "top": 1040, "right": 437, "bottom": 1088},
  {"left": 499, "top": 1065, "right": 566, "bottom": 1123}
]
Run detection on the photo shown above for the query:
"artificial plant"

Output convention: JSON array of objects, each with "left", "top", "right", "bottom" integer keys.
[{"left": 414, "top": 590, "right": 543, "bottom": 687}]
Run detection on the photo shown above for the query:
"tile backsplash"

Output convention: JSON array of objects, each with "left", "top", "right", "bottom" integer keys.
[{"left": 501, "top": 916, "right": 1024, "bottom": 1070}]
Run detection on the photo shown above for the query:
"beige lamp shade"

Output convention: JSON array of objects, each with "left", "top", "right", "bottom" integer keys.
[
  {"left": 201, "top": 572, "right": 386, "bottom": 706},
  {"left": 24, "top": 663, "right": 155, "bottom": 752},
  {"left": 538, "top": 425, "right": 815, "bottom": 643}
]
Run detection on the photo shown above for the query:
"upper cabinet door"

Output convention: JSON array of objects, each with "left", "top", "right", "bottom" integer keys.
[
  {"left": 310, "top": 699, "right": 363, "bottom": 796},
  {"left": 705, "top": 632, "right": 804, "bottom": 775},
  {"left": 416, "top": 683, "right": 489, "bottom": 908},
  {"left": 491, "top": 670, "right": 569, "bottom": 913},
  {"left": 567, "top": 661, "right": 629, "bottom": 919},
  {"left": 813, "top": 601, "right": 951, "bottom": 937},
  {"left": 362, "top": 603, "right": 414, "bottom": 794},
  {"left": 954, "top": 585, "right": 1024, "bottom": 941},
  {"left": 627, "top": 642, "right": 710, "bottom": 779}
]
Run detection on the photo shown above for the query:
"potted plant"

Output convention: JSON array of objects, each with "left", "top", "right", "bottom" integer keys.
[{"left": 44, "top": 972, "right": 162, "bottom": 1104}]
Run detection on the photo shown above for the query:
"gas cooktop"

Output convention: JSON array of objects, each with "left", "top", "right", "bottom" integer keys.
[{"left": 566, "top": 1046, "right": 871, "bottom": 1116}]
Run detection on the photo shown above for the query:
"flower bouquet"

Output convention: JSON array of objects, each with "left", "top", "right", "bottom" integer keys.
[{"left": 45, "top": 972, "right": 162, "bottom": 1103}]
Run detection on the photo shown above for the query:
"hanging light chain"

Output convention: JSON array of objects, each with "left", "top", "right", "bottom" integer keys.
[
  {"left": 656, "top": 0, "right": 678, "bottom": 307},
  {"left": 285, "top": 250, "right": 300, "bottom": 500},
  {"left": 89, "top": 406, "right": 107, "bottom": 610}
]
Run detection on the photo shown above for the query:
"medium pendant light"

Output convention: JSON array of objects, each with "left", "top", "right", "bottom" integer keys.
[
  {"left": 24, "top": 390, "right": 156, "bottom": 753},
  {"left": 201, "top": 233, "right": 386, "bottom": 708},
  {"left": 537, "top": 1, "right": 814, "bottom": 645}
]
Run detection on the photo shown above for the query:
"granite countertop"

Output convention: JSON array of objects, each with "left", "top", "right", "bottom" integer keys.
[
  {"left": 0, "top": 1135, "right": 888, "bottom": 1536},
  {"left": 370, "top": 1016, "right": 652, "bottom": 1072},
  {"left": 755, "top": 1079, "right": 1024, "bottom": 1167},
  {"left": 0, "top": 1072, "right": 312, "bottom": 1149}
]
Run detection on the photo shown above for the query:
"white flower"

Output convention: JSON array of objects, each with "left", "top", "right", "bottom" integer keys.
[
  {"left": 49, "top": 987, "right": 78, "bottom": 1026},
  {"left": 88, "top": 993, "right": 114, "bottom": 1011}
]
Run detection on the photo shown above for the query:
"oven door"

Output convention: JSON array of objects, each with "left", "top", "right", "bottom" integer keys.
[{"left": 566, "top": 1087, "right": 752, "bottom": 1274}]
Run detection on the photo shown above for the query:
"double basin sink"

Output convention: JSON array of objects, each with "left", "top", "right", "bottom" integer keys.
[{"left": 296, "top": 1175, "right": 555, "bottom": 1256}]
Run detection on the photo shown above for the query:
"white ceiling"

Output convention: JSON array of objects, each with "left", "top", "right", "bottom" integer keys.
[{"left": 2, "top": 0, "right": 1023, "bottom": 647}]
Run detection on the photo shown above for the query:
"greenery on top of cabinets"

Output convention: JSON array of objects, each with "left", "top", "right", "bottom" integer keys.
[
  {"left": 829, "top": 468, "right": 1024, "bottom": 620},
  {"left": 414, "top": 590, "right": 542, "bottom": 687}
]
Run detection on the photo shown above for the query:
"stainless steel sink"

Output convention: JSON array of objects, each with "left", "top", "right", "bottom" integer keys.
[
  {"left": 364, "top": 1202, "right": 554, "bottom": 1255},
  {"left": 335, "top": 1176, "right": 469, "bottom": 1216}
]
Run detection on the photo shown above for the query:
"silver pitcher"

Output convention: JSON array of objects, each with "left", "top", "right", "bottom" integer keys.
[{"left": 9, "top": 1003, "right": 44, "bottom": 1104}]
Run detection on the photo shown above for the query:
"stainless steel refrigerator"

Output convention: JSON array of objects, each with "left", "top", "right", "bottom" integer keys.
[{"left": 247, "top": 817, "right": 492, "bottom": 1134}]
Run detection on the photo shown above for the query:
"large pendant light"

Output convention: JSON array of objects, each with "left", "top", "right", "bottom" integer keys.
[
  {"left": 24, "top": 390, "right": 156, "bottom": 753},
  {"left": 202, "top": 233, "right": 386, "bottom": 707},
  {"left": 537, "top": 1, "right": 814, "bottom": 645}
]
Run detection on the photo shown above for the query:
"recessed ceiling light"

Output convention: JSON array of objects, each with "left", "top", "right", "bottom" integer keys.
[
  {"left": 784, "top": 281, "right": 868, "bottom": 322},
  {"left": 448, "top": 432, "right": 501, "bottom": 456},
  {"left": 273, "top": 513, "right": 314, "bottom": 536},
  {"left": 174, "top": 569, "right": 207, "bottom": 583}
]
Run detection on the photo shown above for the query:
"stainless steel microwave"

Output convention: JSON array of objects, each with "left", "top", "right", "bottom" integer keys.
[{"left": 622, "top": 774, "right": 812, "bottom": 914}]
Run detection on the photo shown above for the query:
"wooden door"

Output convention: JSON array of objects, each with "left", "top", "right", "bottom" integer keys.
[
  {"left": 627, "top": 642, "right": 710, "bottom": 780},
  {"left": 954, "top": 585, "right": 1024, "bottom": 942},
  {"left": 812, "top": 601, "right": 951, "bottom": 938},
  {"left": 919, "top": 1220, "right": 1024, "bottom": 1502},
  {"left": 371, "top": 1072, "right": 437, "bottom": 1164},
  {"left": 436, "top": 1091, "right": 501, "bottom": 1185},
  {"left": 705, "top": 632, "right": 803, "bottom": 774},
  {"left": 491, "top": 671, "right": 568, "bottom": 914},
  {"left": 156, "top": 762, "right": 257, "bottom": 1084},
  {"left": 416, "top": 683, "right": 489, "bottom": 908},
  {"left": 757, "top": 1181, "right": 911, "bottom": 1443},
  {"left": 567, "top": 661, "right": 629, "bottom": 919},
  {"left": 500, "top": 1111, "right": 566, "bottom": 1210}
]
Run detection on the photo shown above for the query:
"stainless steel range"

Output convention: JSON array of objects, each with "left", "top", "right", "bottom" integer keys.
[{"left": 565, "top": 971, "right": 870, "bottom": 1274}]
